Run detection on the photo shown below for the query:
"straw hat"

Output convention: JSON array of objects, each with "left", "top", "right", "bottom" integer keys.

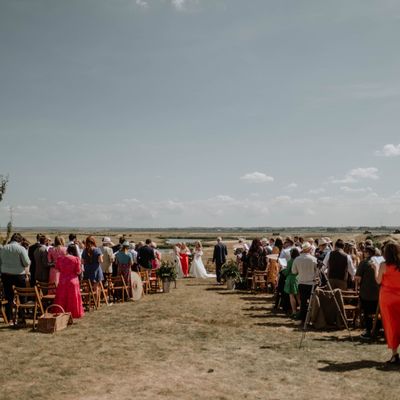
[{"left": 102, "top": 237, "right": 115, "bottom": 246}]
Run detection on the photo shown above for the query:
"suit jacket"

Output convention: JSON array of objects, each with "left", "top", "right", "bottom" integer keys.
[
  {"left": 137, "top": 245, "right": 155, "bottom": 269},
  {"left": 213, "top": 243, "right": 228, "bottom": 265}
]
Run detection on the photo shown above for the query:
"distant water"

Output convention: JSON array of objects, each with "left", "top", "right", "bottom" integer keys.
[{"left": 166, "top": 238, "right": 198, "bottom": 245}]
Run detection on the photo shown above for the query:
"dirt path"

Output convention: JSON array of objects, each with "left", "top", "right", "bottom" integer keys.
[{"left": 0, "top": 279, "right": 398, "bottom": 400}]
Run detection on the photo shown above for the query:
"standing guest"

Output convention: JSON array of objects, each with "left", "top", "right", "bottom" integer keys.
[
  {"left": 137, "top": 239, "right": 155, "bottom": 272},
  {"left": 151, "top": 242, "right": 162, "bottom": 270},
  {"left": 67, "top": 234, "right": 83, "bottom": 258},
  {"left": 48, "top": 236, "right": 67, "bottom": 287},
  {"left": 100, "top": 237, "right": 115, "bottom": 276},
  {"left": 247, "top": 238, "right": 267, "bottom": 273},
  {"left": 112, "top": 236, "right": 126, "bottom": 276},
  {"left": 355, "top": 246, "right": 380, "bottom": 340},
  {"left": 315, "top": 238, "right": 331, "bottom": 263},
  {"left": 267, "top": 237, "right": 283, "bottom": 292},
  {"left": 28, "top": 233, "right": 42, "bottom": 286},
  {"left": 180, "top": 243, "right": 191, "bottom": 278},
  {"left": 238, "top": 238, "right": 250, "bottom": 252},
  {"left": 116, "top": 241, "right": 133, "bottom": 287},
  {"left": 54, "top": 244, "right": 84, "bottom": 319},
  {"left": 374, "top": 242, "right": 400, "bottom": 364},
  {"left": 292, "top": 242, "right": 318, "bottom": 324},
  {"left": 0, "top": 233, "right": 31, "bottom": 323},
  {"left": 323, "top": 239, "right": 356, "bottom": 290},
  {"left": 129, "top": 242, "right": 138, "bottom": 270},
  {"left": 34, "top": 234, "right": 50, "bottom": 283},
  {"left": 212, "top": 237, "right": 228, "bottom": 284},
  {"left": 261, "top": 238, "right": 272, "bottom": 255},
  {"left": 173, "top": 243, "right": 183, "bottom": 278},
  {"left": 82, "top": 236, "right": 104, "bottom": 287},
  {"left": 281, "top": 237, "right": 295, "bottom": 261},
  {"left": 284, "top": 248, "right": 301, "bottom": 318}
]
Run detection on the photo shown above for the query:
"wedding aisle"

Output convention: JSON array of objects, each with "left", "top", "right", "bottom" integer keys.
[{"left": 0, "top": 279, "right": 397, "bottom": 400}]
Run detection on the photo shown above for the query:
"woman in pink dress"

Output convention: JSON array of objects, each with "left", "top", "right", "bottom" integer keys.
[
  {"left": 48, "top": 236, "right": 67, "bottom": 287},
  {"left": 54, "top": 244, "right": 84, "bottom": 319}
]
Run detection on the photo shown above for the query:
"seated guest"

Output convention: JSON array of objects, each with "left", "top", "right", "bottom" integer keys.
[
  {"left": 292, "top": 242, "right": 318, "bottom": 324},
  {"left": 54, "top": 244, "right": 84, "bottom": 319},
  {"left": 355, "top": 246, "right": 380, "bottom": 340},
  {"left": 323, "top": 239, "right": 356, "bottom": 290}
]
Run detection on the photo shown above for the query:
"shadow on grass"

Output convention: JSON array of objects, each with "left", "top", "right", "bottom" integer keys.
[
  {"left": 255, "top": 321, "right": 299, "bottom": 328},
  {"left": 318, "top": 359, "right": 393, "bottom": 372},
  {"left": 240, "top": 296, "right": 270, "bottom": 302},
  {"left": 242, "top": 306, "right": 270, "bottom": 312}
]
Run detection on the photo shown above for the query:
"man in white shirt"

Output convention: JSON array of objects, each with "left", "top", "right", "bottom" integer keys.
[{"left": 292, "top": 242, "right": 318, "bottom": 323}]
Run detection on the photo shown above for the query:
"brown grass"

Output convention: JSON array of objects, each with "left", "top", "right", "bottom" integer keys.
[{"left": 0, "top": 277, "right": 398, "bottom": 400}]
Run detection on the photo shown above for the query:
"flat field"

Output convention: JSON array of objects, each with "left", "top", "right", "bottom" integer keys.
[{"left": 1, "top": 229, "right": 399, "bottom": 400}]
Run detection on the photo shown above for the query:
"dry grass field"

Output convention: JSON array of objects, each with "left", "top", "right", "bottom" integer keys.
[
  {"left": 1, "top": 229, "right": 399, "bottom": 400},
  {"left": 1, "top": 277, "right": 399, "bottom": 400}
]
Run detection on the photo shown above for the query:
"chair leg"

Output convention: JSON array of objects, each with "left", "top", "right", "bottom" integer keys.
[{"left": 1, "top": 305, "right": 8, "bottom": 325}]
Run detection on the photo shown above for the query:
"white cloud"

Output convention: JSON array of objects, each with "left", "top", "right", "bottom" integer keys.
[
  {"left": 332, "top": 167, "right": 379, "bottom": 184},
  {"left": 240, "top": 172, "right": 274, "bottom": 184},
  {"left": 309, "top": 188, "right": 326, "bottom": 195},
  {"left": 375, "top": 144, "right": 400, "bottom": 157},
  {"left": 340, "top": 186, "right": 373, "bottom": 193},
  {"left": 136, "top": 0, "right": 148, "bottom": 8},
  {"left": 286, "top": 183, "right": 298, "bottom": 190},
  {"left": 6, "top": 190, "right": 400, "bottom": 227},
  {"left": 171, "top": 0, "right": 186, "bottom": 10}
]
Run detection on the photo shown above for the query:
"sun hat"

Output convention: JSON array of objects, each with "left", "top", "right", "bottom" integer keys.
[
  {"left": 302, "top": 242, "right": 312, "bottom": 252},
  {"left": 102, "top": 237, "right": 114, "bottom": 246},
  {"left": 121, "top": 241, "right": 130, "bottom": 248}
]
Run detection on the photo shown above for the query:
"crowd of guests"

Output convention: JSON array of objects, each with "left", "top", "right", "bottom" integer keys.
[
  {"left": 0, "top": 232, "right": 163, "bottom": 325},
  {"left": 235, "top": 235, "right": 400, "bottom": 364}
]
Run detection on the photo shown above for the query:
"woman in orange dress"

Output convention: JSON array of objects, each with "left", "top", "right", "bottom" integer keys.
[{"left": 375, "top": 241, "right": 400, "bottom": 364}]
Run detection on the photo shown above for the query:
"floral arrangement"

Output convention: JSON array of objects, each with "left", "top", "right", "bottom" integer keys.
[
  {"left": 221, "top": 260, "right": 241, "bottom": 282},
  {"left": 156, "top": 261, "right": 177, "bottom": 281}
]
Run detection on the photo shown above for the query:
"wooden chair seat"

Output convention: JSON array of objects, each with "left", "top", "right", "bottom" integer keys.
[{"left": 12, "top": 286, "right": 44, "bottom": 329}]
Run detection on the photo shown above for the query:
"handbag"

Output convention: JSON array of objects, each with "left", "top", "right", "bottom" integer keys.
[{"left": 37, "top": 304, "right": 73, "bottom": 334}]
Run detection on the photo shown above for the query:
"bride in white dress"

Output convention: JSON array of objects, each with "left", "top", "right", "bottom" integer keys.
[{"left": 190, "top": 241, "right": 216, "bottom": 279}]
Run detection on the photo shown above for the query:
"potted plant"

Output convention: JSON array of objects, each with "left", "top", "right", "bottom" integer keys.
[
  {"left": 156, "top": 261, "right": 177, "bottom": 293},
  {"left": 221, "top": 260, "right": 241, "bottom": 290}
]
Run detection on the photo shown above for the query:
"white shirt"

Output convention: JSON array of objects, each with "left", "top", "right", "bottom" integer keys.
[
  {"left": 292, "top": 253, "right": 318, "bottom": 285},
  {"left": 322, "top": 251, "right": 356, "bottom": 278}
]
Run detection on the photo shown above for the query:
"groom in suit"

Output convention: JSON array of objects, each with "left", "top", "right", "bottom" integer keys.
[{"left": 213, "top": 237, "right": 228, "bottom": 284}]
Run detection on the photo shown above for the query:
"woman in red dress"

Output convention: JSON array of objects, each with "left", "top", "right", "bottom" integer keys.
[
  {"left": 179, "top": 243, "right": 191, "bottom": 278},
  {"left": 54, "top": 244, "right": 84, "bottom": 319},
  {"left": 375, "top": 241, "right": 400, "bottom": 364}
]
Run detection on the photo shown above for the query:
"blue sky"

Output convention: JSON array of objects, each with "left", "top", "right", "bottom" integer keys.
[{"left": 1, "top": 0, "right": 400, "bottom": 227}]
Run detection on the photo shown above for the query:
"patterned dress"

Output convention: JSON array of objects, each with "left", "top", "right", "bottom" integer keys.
[{"left": 267, "top": 246, "right": 280, "bottom": 286}]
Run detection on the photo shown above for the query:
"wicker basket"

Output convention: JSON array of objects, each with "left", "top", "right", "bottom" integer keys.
[{"left": 37, "top": 304, "right": 73, "bottom": 334}]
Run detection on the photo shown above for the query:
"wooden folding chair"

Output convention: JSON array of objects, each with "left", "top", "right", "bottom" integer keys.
[
  {"left": 341, "top": 289, "right": 360, "bottom": 328},
  {"left": 140, "top": 270, "right": 151, "bottom": 295},
  {"left": 80, "top": 280, "right": 96, "bottom": 311},
  {"left": 0, "top": 282, "right": 8, "bottom": 324},
  {"left": 149, "top": 270, "right": 162, "bottom": 293},
  {"left": 36, "top": 281, "right": 57, "bottom": 307},
  {"left": 251, "top": 270, "right": 268, "bottom": 291},
  {"left": 108, "top": 276, "right": 130, "bottom": 303},
  {"left": 12, "top": 286, "right": 44, "bottom": 329}
]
